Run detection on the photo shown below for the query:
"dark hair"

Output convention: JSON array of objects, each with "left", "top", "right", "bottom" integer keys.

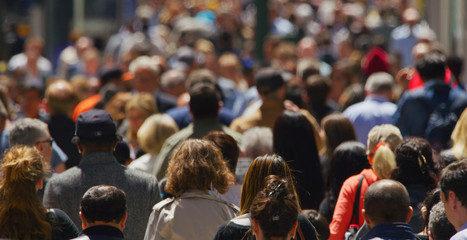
[
  {"left": 113, "top": 141, "right": 131, "bottom": 165},
  {"left": 429, "top": 202, "right": 456, "bottom": 240},
  {"left": 326, "top": 141, "right": 370, "bottom": 210},
  {"left": 423, "top": 189, "right": 441, "bottom": 231},
  {"left": 392, "top": 137, "right": 438, "bottom": 190},
  {"left": 203, "top": 131, "right": 240, "bottom": 174},
  {"left": 321, "top": 113, "right": 357, "bottom": 156},
  {"left": 250, "top": 175, "right": 299, "bottom": 239},
  {"left": 364, "top": 180, "right": 411, "bottom": 224},
  {"left": 440, "top": 159, "right": 467, "bottom": 207},
  {"left": 301, "top": 209, "right": 330, "bottom": 240},
  {"left": 189, "top": 83, "right": 220, "bottom": 119},
  {"left": 415, "top": 51, "right": 446, "bottom": 81},
  {"left": 80, "top": 185, "right": 127, "bottom": 223},
  {"left": 305, "top": 75, "right": 331, "bottom": 105},
  {"left": 273, "top": 110, "right": 324, "bottom": 209}
]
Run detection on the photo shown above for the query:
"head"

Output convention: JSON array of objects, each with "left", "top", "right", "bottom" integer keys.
[
  {"left": 113, "top": 141, "right": 132, "bottom": 166},
  {"left": 392, "top": 137, "right": 438, "bottom": 190},
  {"left": 203, "top": 131, "right": 240, "bottom": 174},
  {"left": 218, "top": 52, "right": 242, "bottom": 82},
  {"left": 20, "top": 87, "right": 42, "bottom": 118},
  {"left": 165, "top": 139, "right": 231, "bottom": 196},
  {"left": 428, "top": 202, "right": 456, "bottom": 240},
  {"left": 305, "top": 75, "right": 331, "bottom": 105},
  {"left": 240, "top": 154, "right": 298, "bottom": 214},
  {"left": 402, "top": 7, "right": 420, "bottom": 28},
  {"left": 338, "top": 83, "right": 365, "bottom": 111},
  {"left": 327, "top": 141, "right": 370, "bottom": 199},
  {"left": 160, "top": 69, "right": 186, "bottom": 97},
  {"left": 79, "top": 185, "right": 127, "bottom": 231},
  {"left": 255, "top": 67, "right": 285, "bottom": 101},
  {"left": 24, "top": 37, "right": 44, "bottom": 63},
  {"left": 137, "top": 114, "right": 178, "bottom": 154},
  {"left": 449, "top": 108, "right": 467, "bottom": 159},
  {"left": 415, "top": 51, "right": 446, "bottom": 82},
  {"left": 0, "top": 146, "right": 50, "bottom": 240},
  {"left": 73, "top": 109, "right": 120, "bottom": 155},
  {"left": 301, "top": 209, "right": 330, "bottom": 240},
  {"left": 9, "top": 118, "right": 53, "bottom": 164},
  {"left": 439, "top": 160, "right": 467, "bottom": 230},
  {"left": 240, "top": 127, "right": 274, "bottom": 159},
  {"left": 297, "top": 36, "right": 318, "bottom": 59},
  {"left": 364, "top": 72, "right": 394, "bottom": 100},
  {"left": 125, "top": 93, "right": 158, "bottom": 141},
  {"left": 321, "top": 113, "right": 357, "bottom": 154},
  {"left": 251, "top": 175, "right": 299, "bottom": 240},
  {"left": 129, "top": 56, "right": 161, "bottom": 92},
  {"left": 363, "top": 179, "right": 413, "bottom": 228},
  {"left": 189, "top": 83, "right": 221, "bottom": 120},
  {"left": 45, "top": 80, "right": 78, "bottom": 117},
  {"left": 366, "top": 124, "right": 402, "bottom": 164},
  {"left": 372, "top": 143, "right": 396, "bottom": 179}
]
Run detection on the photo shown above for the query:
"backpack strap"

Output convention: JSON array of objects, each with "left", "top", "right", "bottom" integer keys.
[{"left": 350, "top": 175, "right": 365, "bottom": 226}]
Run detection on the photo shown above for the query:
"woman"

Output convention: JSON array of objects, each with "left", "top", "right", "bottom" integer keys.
[
  {"left": 274, "top": 110, "right": 325, "bottom": 210},
  {"left": 123, "top": 93, "right": 158, "bottom": 158},
  {"left": 319, "top": 141, "right": 370, "bottom": 222},
  {"left": 214, "top": 154, "right": 319, "bottom": 240},
  {"left": 144, "top": 139, "right": 238, "bottom": 240},
  {"left": 441, "top": 108, "right": 467, "bottom": 165},
  {"left": 128, "top": 113, "right": 178, "bottom": 174},
  {"left": 392, "top": 137, "right": 438, "bottom": 233},
  {"left": 0, "top": 146, "right": 79, "bottom": 240},
  {"left": 250, "top": 175, "right": 300, "bottom": 240}
]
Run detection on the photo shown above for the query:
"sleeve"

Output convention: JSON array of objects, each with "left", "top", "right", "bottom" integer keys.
[
  {"left": 329, "top": 177, "right": 357, "bottom": 240},
  {"left": 152, "top": 140, "right": 175, "bottom": 181},
  {"left": 392, "top": 93, "right": 409, "bottom": 136},
  {"left": 297, "top": 214, "right": 319, "bottom": 240},
  {"left": 144, "top": 209, "right": 162, "bottom": 240}
]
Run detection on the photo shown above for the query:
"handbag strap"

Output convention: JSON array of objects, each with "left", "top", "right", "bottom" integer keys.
[
  {"left": 350, "top": 175, "right": 365, "bottom": 226},
  {"left": 297, "top": 221, "right": 305, "bottom": 240}
]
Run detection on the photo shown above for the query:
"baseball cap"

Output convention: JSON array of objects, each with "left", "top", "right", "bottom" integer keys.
[{"left": 72, "top": 109, "right": 120, "bottom": 143}]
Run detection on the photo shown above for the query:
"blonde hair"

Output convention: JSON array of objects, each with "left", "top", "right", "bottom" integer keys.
[
  {"left": 137, "top": 114, "right": 178, "bottom": 154},
  {"left": 125, "top": 93, "right": 158, "bottom": 143},
  {"left": 450, "top": 108, "right": 467, "bottom": 160},
  {"left": 165, "top": 139, "right": 230, "bottom": 196},
  {"left": 0, "top": 146, "right": 51, "bottom": 240},
  {"left": 372, "top": 144, "right": 396, "bottom": 179}
]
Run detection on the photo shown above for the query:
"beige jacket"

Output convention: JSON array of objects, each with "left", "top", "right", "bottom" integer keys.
[{"left": 144, "top": 190, "right": 239, "bottom": 240}]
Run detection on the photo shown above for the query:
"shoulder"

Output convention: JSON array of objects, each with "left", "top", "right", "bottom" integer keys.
[{"left": 47, "top": 167, "right": 81, "bottom": 185}]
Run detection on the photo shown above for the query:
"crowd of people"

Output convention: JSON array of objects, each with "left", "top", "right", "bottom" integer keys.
[{"left": 1, "top": 0, "right": 467, "bottom": 240}]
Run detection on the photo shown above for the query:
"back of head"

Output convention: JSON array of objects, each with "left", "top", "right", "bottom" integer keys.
[
  {"left": 73, "top": 109, "right": 120, "bottom": 151},
  {"left": 321, "top": 113, "right": 357, "bottom": 152},
  {"left": 364, "top": 72, "right": 394, "bottom": 94},
  {"left": 46, "top": 80, "right": 78, "bottom": 117},
  {"left": 301, "top": 209, "right": 330, "bottom": 240},
  {"left": 0, "top": 146, "right": 50, "bottom": 240},
  {"left": 305, "top": 75, "right": 331, "bottom": 104},
  {"left": 367, "top": 124, "right": 402, "bottom": 154},
  {"left": 240, "top": 127, "right": 273, "bottom": 159},
  {"left": 439, "top": 159, "right": 467, "bottom": 207},
  {"left": 165, "top": 139, "right": 230, "bottom": 196},
  {"left": 372, "top": 143, "right": 396, "bottom": 179},
  {"left": 9, "top": 118, "right": 48, "bottom": 146},
  {"left": 450, "top": 108, "right": 467, "bottom": 159},
  {"left": 415, "top": 51, "right": 446, "bottom": 81},
  {"left": 125, "top": 93, "right": 158, "bottom": 117},
  {"left": 364, "top": 179, "right": 411, "bottom": 225},
  {"left": 392, "top": 137, "right": 437, "bottom": 189},
  {"left": 185, "top": 69, "right": 217, "bottom": 91},
  {"left": 250, "top": 175, "right": 299, "bottom": 239},
  {"left": 429, "top": 202, "right": 456, "bottom": 240},
  {"left": 255, "top": 67, "right": 285, "bottom": 97},
  {"left": 80, "top": 185, "right": 127, "bottom": 224},
  {"left": 137, "top": 114, "right": 178, "bottom": 154},
  {"left": 203, "top": 131, "right": 240, "bottom": 174},
  {"left": 189, "top": 83, "right": 220, "bottom": 119},
  {"left": 240, "top": 154, "right": 297, "bottom": 214}
]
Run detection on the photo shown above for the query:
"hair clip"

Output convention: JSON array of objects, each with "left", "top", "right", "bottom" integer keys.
[
  {"left": 418, "top": 155, "right": 428, "bottom": 174},
  {"left": 268, "top": 182, "right": 284, "bottom": 199},
  {"left": 272, "top": 215, "right": 280, "bottom": 221}
]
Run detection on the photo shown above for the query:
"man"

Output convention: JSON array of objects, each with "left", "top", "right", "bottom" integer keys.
[
  {"left": 43, "top": 109, "right": 161, "bottom": 240},
  {"left": 9, "top": 118, "right": 64, "bottom": 173},
  {"left": 153, "top": 75, "right": 242, "bottom": 180},
  {"left": 392, "top": 51, "right": 467, "bottom": 151},
  {"left": 361, "top": 179, "right": 417, "bottom": 240},
  {"left": 344, "top": 72, "right": 397, "bottom": 144},
  {"left": 428, "top": 202, "right": 456, "bottom": 240},
  {"left": 45, "top": 80, "right": 81, "bottom": 169},
  {"left": 439, "top": 160, "right": 467, "bottom": 240},
  {"left": 74, "top": 185, "right": 127, "bottom": 240}
]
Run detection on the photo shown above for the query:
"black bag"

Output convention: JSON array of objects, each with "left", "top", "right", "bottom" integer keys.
[{"left": 345, "top": 175, "right": 365, "bottom": 240}]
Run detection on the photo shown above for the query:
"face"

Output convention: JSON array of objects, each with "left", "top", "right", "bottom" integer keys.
[
  {"left": 128, "top": 108, "right": 147, "bottom": 134},
  {"left": 134, "top": 68, "right": 159, "bottom": 93},
  {"left": 36, "top": 129, "right": 53, "bottom": 165}
]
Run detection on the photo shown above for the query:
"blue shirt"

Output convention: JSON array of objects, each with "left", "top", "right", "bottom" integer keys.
[
  {"left": 451, "top": 222, "right": 467, "bottom": 240},
  {"left": 343, "top": 95, "right": 397, "bottom": 144}
]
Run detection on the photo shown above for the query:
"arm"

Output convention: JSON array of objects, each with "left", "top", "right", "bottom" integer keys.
[{"left": 329, "top": 177, "right": 357, "bottom": 240}]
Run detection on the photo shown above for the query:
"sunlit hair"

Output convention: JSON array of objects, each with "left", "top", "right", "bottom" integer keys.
[
  {"left": 450, "top": 108, "right": 467, "bottom": 160},
  {"left": 165, "top": 139, "right": 231, "bottom": 196},
  {"left": 0, "top": 146, "right": 51, "bottom": 240},
  {"left": 250, "top": 175, "right": 299, "bottom": 239},
  {"left": 372, "top": 144, "right": 396, "bottom": 179},
  {"left": 125, "top": 93, "right": 158, "bottom": 143},
  {"left": 137, "top": 114, "right": 178, "bottom": 154},
  {"left": 240, "top": 154, "right": 299, "bottom": 215}
]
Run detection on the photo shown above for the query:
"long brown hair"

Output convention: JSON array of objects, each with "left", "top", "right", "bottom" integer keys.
[{"left": 0, "top": 146, "right": 51, "bottom": 240}]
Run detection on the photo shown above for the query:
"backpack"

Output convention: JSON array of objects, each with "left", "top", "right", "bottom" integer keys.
[{"left": 424, "top": 99, "right": 458, "bottom": 151}]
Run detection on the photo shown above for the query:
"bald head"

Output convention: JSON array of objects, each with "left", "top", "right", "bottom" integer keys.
[
  {"left": 46, "top": 80, "right": 78, "bottom": 117},
  {"left": 364, "top": 180, "right": 412, "bottom": 227}
]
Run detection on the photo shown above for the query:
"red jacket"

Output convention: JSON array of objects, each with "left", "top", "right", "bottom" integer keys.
[{"left": 329, "top": 169, "right": 380, "bottom": 240}]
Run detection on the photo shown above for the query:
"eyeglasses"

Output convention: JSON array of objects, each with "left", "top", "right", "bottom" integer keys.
[{"left": 39, "top": 138, "right": 54, "bottom": 146}]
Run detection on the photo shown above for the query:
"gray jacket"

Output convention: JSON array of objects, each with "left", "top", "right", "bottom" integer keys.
[{"left": 43, "top": 151, "right": 162, "bottom": 240}]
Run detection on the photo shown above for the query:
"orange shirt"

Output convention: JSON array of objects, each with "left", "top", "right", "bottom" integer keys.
[{"left": 72, "top": 94, "right": 102, "bottom": 121}]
